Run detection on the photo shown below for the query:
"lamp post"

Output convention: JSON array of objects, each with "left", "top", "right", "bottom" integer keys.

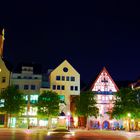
[
  {"left": 127, "top": 113, "right": 131, "bottom": 132},
  {"left": 67, "top": 112, "right": 70, "bottom": 130}
]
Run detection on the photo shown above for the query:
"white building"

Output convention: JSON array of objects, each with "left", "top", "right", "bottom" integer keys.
[
  {"left": 10, "top": 63, "right": 42, "bottom": 128},
  {"left": 90, "top": 67, "right": 120, "bottom": 129}
]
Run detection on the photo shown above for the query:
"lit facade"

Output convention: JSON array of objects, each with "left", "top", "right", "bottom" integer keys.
[
  {"left": 0, "top": 29, "right": 11, "bottom": 127},
  {"left": 49, "top": 60, "right": 80, "bottom": 115},
  {"left": 90, "top": 67, "right": 121, "bottom": 129},
  {"left": 10, "top": 65, "right": 42, "bottom": 127}
]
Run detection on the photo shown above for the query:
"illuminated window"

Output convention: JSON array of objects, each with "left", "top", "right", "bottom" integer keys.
[
  {"left": 0, "top": 99, "right": 4, "bottom": 107},
  {"left": 30, "top": 95, "right": 38, "bottom": 104},
  {"left": 28, "top": 107, "right": 37, "bottom": 116},
  {"left": 109, "top": 96, "right": 112, "bottom": 100},
  {"left": 98, "top": 95, "right": 101, "bottom": 100},
  {"left": 2, "top": 77, "right": 6, "bottom": 83},
  {"left": 56, "top": 76, "right": 60, "bottom": 80},
  {"left": 59, "top": 95, "right": 65, "bottom": 101},
  {"left": 102, "top": 96, "right": 105, "bottom": 101},
  {"left": 106, "top": 96, "right": 108, "bottom": 100},
  {"left": 24, "top": 95, "right": 28, "bottom": 101}
]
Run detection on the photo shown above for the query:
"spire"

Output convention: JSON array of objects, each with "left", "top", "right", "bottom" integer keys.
[
  {"left": 0, "top": 28, "right": 5, "bottom": 57},
  {"left": 2, "top": 28, "right": 5, "bottom": 40}
]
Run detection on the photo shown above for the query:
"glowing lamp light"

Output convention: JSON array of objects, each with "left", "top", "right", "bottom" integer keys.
[
  {"left": 67, "top": 112, "right": 70, "bottom": 116},
  {"left": 131, "top": 119, "right": 134, "bottom": 122},
  {"left": 128, "top": 113, "right": 131, "bottom": 117},
  {"left": 0, "top": 69, "right": 1, "bottom": 72}
]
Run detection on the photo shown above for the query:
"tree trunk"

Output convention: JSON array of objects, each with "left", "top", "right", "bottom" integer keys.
[
  {"left": 9, "top": 114, "right": 11, "bottom": 128},
  {"left": 47, "top": 117, "right": 52, "bottom": 129},
  {"left": 4, "top": 113, "right": 8, "bottom": 128}
]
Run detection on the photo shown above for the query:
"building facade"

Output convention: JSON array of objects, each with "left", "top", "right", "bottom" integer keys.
[
  {"left": 10, "top": 64, "right": 42, "bottom": 128},
  {"left": 90, "top": 67, "right": 121, "bottom": 129},
  {"left": 0, "top": 29, "right": 11, "bottom": 127},
  {"left": 49, "top": 60, "right": 80, "bottom": 115}
]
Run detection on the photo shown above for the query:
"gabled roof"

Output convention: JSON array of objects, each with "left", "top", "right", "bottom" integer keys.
[
  {"left": 51, "top": 59, "right": 80, "bottom": 75},
  {"left": 90, "top": 67, "right": 119, "bottom": 92}
]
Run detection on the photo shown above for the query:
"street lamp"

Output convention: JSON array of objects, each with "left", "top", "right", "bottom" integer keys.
[{"left": 67, "top": 112, "right": 70, "bottom": 130}]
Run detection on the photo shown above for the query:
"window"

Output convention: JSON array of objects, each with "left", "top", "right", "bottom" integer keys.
[
  {"left": 29, "top": 76, "right": 32, "bottom": 79},
  {"left": 15, "top": 85, "right": 19, "bottom": 89},
  {"left": 24, "top": 85, "right": 29, "bottom": 90},
  {"left": 102, "top": 96, "right": 105, "bottom": 101},
  {"left": 34, "top": 77, "right": 38, "bottom": 79},
  {"left": 66, "top": 76, "right": 69, "bottom": 81},
  {"left": 59, "top": 95, "right": 65, "bottom": 101},
  {"left": 31, "top": 85, "right": 36, "bottom": 90},
  {"left": 24, "top": 95, "right": 28, "bottom": 101},
  {"left": 2, "top": 77, "right": 6, "bottom": 83},
  {"left": 63, "top": 67, "right": 68, "bottom": 72},
  {"left": 70, "top": 86, "right": 74, "bottom": 91},
  {"left": 56, "top": 76, "right": 60, "bottom": 80},
  {"left": 57, "top": 85, "right": 60, "bottom": 90},
  {"left": 52, "top": 85, "right": 56, "bottom": 90},
  {"left": 61, "top": 85, "right": 65, "bottom": 90},
  {"left": 17, "top": 76, "right": 21, "bottom": 79},
  {"left": 0, "top": 99, "right": 4, "bottom": 107},
  {"left": 30, "top": 95, "right": 38, "bottom": 104},
  {"left": 71, "top": 76, "right": 75, "bottom": 81},
  {"left": 75, "top": 86, "right": 78, "bottom": 91},
  {"left": 62, "top": 76, "right": 65, "bottom": 81}
]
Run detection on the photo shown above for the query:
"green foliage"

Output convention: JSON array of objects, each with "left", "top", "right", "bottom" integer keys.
[
  {"left": 112, "top": 88, "right": 140, "bottom": 119},
  {"left": 0, "top": 85, "right": 26, "bottom": 115},
  {"left": 37, "top": 91, "right": 60, "bottom": 118},
  {"left": 75, "top": 91, "right": 98, "bottom": 118}
]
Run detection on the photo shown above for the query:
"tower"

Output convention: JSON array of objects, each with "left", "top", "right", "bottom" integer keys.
[{"left": 0, "top": 29, "right": 5, "bottom": 57}]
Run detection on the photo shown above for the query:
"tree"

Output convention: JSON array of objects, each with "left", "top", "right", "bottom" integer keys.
[
  {"left": 75, "top": 91, "right": 98, "bottom": 127},
  {"left": 111, "top": 88, "right": 140, "bottom": 131},
  {"left": 0, "top": 85, "right": 25, "bottom": 127},
  {"left": 37, "top": 91, "right": 60, "bottom": 128}
]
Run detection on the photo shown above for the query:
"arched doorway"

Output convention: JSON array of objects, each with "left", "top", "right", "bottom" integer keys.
[
  {"left": 103, "top": 121, "right": 110, "bottom": 129},
  {"left": 91, "top": 121, "right": 100, "bottom": 129}
]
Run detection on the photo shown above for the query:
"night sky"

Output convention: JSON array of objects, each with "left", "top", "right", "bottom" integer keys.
[{"left": 0, "top": 1, "right": 140, "bottom": 83}]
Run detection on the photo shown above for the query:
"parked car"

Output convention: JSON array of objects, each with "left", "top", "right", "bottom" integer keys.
[{"left": 47, "top": 128, "right": 75, "bottom": 136}]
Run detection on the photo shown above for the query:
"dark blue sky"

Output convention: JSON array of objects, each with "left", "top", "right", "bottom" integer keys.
[{"left": 0, "top": 1, "right": 140, "bottom": 83}]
